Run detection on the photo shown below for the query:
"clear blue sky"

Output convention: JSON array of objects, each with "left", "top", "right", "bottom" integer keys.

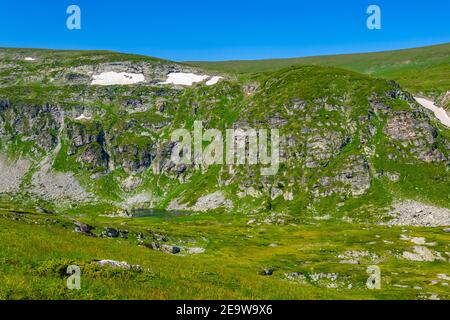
[{"left": 1, "top": 0, "right": 449, "bottom": 61}]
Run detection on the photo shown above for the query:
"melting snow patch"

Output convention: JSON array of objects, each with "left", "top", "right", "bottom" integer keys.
[
  {"left": 24, "top": 57, "right": 35, "bottom": 61},
  {"left": 159, "top": 72, "right": 209, "bottom": 86},
  {"left": 75, "top": 114, "right": 92, "bottom": 121},
  {"left": 91, "top": 72, "right": 145, "bottom": 85},
  {"left": 206, "top": 76, "right": 223, "bottom": 86},
  {"left": 414, "top": 97, "right": 450, "bottom": 128}
]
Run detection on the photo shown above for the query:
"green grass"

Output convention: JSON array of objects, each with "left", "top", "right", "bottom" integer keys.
[{"left": 1, "top": 210, "right": 449, "bottom": 299}]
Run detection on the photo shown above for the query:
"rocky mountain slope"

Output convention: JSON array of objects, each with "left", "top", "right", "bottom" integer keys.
[{"left": 0, "top": 48, "right": 449, "bottom": 221}]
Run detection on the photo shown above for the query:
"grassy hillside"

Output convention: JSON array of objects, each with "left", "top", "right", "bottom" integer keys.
[
  {"left": 1, "top": 209, "right": 449, "bottom": 299},
  {"left": 188, "top": 43, "right": 450, "bottom": 97},
  {"left": 0, "top": 47, "right": 449, "bottom": 300},
  {"left": 0, "top": 45, "right": 449, "bottom": 216}
]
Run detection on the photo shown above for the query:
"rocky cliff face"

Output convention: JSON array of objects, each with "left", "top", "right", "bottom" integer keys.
[
  {"left": 0, "top": 101, "right": 62, "bottom": 154},
  {"left": 0, "top": 49, "right": 448, "bottom": 217}
]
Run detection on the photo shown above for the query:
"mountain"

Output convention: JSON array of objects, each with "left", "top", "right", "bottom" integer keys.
[
  {"left": 0, "top": 47, "right": 448, "bottom": 218},
  {"left": 0, "top": 47, "right": 449, "bottom": 299},
  {"left": 188, "top": 43, "right": 450, "bottom": 106}
]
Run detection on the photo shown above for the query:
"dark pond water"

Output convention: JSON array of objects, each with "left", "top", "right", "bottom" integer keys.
[{"left": 131, "top": 208, "right": 191, "bottom": 219}]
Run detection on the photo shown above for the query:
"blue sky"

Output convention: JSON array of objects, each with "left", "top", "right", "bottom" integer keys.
[{"left": 0, "top": 0, "right": 449, "bottom": 61}]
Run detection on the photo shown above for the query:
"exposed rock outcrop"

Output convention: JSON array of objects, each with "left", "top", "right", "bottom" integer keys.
[{"left": 387, "top": 201, "right": 450, "bottom": 227}]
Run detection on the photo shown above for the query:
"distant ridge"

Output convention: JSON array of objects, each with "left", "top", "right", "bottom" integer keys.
[{"left": 187, "top": 42, "right": 450, "bottom": 96}]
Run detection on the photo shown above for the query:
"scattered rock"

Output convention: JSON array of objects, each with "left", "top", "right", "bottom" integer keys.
[
  {"left": 168, "top": 191, "right": 233, "bottom": 212},
  {"left": 384, "top": 110, "right": 445, "bottom": 162},
  {"left": 270, "top": 187, "right": 283, "bottom": 200},
  {"left": 337, "top": 250, "right": 380, "bottom": 264},
  {"left": 119, "top": 230, "right": 129, "bottom": 239},
  {"left": 96, "top": 260, "right": 132, "bottom": 269},
  {"left": 121, "top": 175, "right": 142, "bottom": 192},
  {"left": 402, "top": 246, "right": 445, "bottom": 262},
  {"left": 386, "top": 172, "right": 400, "bottom": 182},
  {"left": 333, "top": 155, "right": 371, "bottom": 196},
  {"left": 339, "top": 259, "right": 359, "bottom": 265},
  {"left": 313, "top": 214, "right": 331, "bottom": 221},
  {"left": 74, "top": 222, "right": 93, "bottom": 235},
  {"left": 306, "top": 272, "right": 348, "bottom": 288},
  {"left": 35, "top": 206, "right": 55, "bottom": 215},
  {"left": 187, "top": 247, "right": 205, "bottom": 254},
  {"left": 310, "top": 272, "right": 338, "bottom": 282},
  {"left": 136, "top": 232, "right": 146, "bottom": 242},
  {"left": 261, "top": 269, "right": 274, "bottom": 276},
  {"left": 387, "top": 200, "right": 450, "bottom": 227},
  {"left": 160, "top": 245, "right": 181, "bottom": 255},
  {"left": 262, "top": 212, "right": 289, "bottom": 225},
  {"left": 400, "top": 235, "right": 425, "bottom": 245},
  {"left": 192, "top": 191, "right": 233, "bottom": 212},
  {"left": 30, "top": 165, "right": 92, "bottom": 203},
  {"left": 144, "top": 242, "right": 181, "bottom": 255},
  {"left": 148, "top": 230, "right": 169, "bottom": 242},
  {"left": 269, "top": 243, "right": 278, "bottom": 247},
  {"left": 95, "top": 259, "right": 142, "bottom": 270},
  {"left": 400, "top": 234, "right": 436, "bottom": 246},
  {"left": 237, "top": 187, "right": 262, "bottom": 199},
  {"left": 285, "top": 272, "right": 306, "bottom": 282},
  {"left": 102, "top": 227, "right": 119, "bottom": 238},
  {"left": 437, "top": 274, "right": 450, "bottom": 281},
  {"left": 428, "top": 293, "right": 440, "bottom": 300}
]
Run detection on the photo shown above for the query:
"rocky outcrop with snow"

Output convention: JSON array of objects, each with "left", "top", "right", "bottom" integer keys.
[
  {"left": 91, "top": 72, "right": 146, "bottom": 85},
  {"left": 414, "top": 97, "right": 450, "bottom": 128},
  {"left": 159, "top": 73, "right": 223, "bottom": 86}
]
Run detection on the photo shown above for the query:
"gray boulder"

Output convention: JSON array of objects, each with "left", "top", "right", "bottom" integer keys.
[
  {"left": 103, "top": 227, "right": 119, "bottom": 238},
  {"left": 74, "top": 222, "right": 93, "bottom": 235}
]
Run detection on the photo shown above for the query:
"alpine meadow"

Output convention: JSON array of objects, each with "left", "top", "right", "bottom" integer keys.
[{"left": 0, "top": 1, "right": 449, "bottom": 303}]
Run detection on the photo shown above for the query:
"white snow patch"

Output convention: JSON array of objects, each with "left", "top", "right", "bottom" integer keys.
[
  {"left": 24, "top": 57, "right": 35, "bottom": 61},
  {"left": 91, "top": 72, "right": 145, "bottom": 85},
  {"left": 414, "top": 97, "right": 450, "bottom": 128},
  {"left": 206, "top": 76, "right": 223, "bottom": 86},
  {"left": 75, "top": 114, "right": 92, "bottom": 121},
  {"left": 159, "top": 72, "right": 209, "bottom": 86}
]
